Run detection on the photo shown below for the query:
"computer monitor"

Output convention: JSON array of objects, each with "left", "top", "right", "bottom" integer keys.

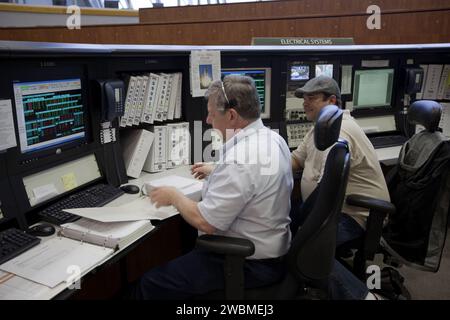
[
  {"left": 13, "top": 78, "right": 87, "bottom": 154},
  {"left": 353, "top": 69, "right": 394, "bottom": 109},
  {"left": 221, "top": 68, "right": 271, "bottom": 119},
  {"left": 315, "top": 64, "right": 334, "bottom": 78},
  {"left": 290, "top": 65, "right": 310, "bottom": 81}
]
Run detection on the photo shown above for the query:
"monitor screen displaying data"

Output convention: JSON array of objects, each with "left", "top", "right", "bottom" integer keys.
[
  {"left": 353, "top": 69, "right": 394, "bottom": 109},
  {"left": 13, "top": 79, "right": 86, "bottom": 153},
  {"left": 221, "top": 68, "right": 271, "bottom": 118},
  {"left": 290, "top": 65, "right": 310, "bottom": 81}
]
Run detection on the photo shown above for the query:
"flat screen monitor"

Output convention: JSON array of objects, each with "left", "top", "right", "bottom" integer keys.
[
  {"left": 353, "top": 69, "right": 394, "bottom": 109},
  {"left": 315, "top": 64, "right": 334, "bottom": 78},
  {"left": 290, "top": 65, "right": 310, "bottom": 81},
  {"left": 221, "top": 68, "right": 271, "bottom": 119},
  {"left": 13, "top": 78, "right": 86, "bottom": 153}
]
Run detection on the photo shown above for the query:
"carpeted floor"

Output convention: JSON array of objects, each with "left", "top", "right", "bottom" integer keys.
[{"left": 399, "top": 235, "right": 450, "bottom": 300}]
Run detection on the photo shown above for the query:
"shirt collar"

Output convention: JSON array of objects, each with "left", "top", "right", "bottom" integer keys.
[{"left": 221, "top": 118, "right": 264, "bottom": 157}]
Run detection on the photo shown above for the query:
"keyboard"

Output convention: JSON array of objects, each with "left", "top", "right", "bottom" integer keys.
[
  {"left": 38, "top": 183, "right": 125, "bottom": 225},
  {"left": 0, "top": 228, "right": 41, "bottom": 265},
  {"left": 369, "top": 135, "right": 408, "bottom": 149}
]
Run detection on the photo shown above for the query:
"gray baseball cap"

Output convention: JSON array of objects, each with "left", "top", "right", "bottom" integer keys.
[{"left": 295, "top": 75, "right": 341, "bottom": 99}]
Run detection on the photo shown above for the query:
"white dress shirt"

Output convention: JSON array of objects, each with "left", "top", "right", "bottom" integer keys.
[{"left": 198, "top": 119, "right": 293, "bottom": 259}]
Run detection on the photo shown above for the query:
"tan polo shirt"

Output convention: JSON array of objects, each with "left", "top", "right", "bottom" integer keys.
[{"left": 291, "top": 110, "right": 390, "bottom": 228}]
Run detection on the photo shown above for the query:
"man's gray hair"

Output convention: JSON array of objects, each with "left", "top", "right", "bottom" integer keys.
[{"left": 205, "top": 74, "right": 261, "bottom": 120}]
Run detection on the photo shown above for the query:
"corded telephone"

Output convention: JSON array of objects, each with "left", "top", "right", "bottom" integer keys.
[
  {"left": 405, "top": 67, "right": 424, "bottom": 95},
  {"left": 96, "top": 79, "right": 125, "bottom": 121}
]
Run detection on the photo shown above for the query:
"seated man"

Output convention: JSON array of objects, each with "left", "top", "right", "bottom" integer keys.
[
  {"left": 291, "top": 75, "right": 390, "bottom": 247},
  {"left": 131, "top": 75, "right": 293, "bottom": 299}
]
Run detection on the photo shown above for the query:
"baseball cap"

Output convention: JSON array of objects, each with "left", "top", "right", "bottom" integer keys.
[{"left": 294, "top": 75, "right": 341, "bottom": 99}]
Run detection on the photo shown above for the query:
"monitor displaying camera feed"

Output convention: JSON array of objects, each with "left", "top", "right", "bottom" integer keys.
[
  {"left": 315, "top": 64, "right": 334, "bottom": 78},
  {"left": 290, "top": 65, "right": 310, "bottom": 81},
  {"left": 353, "top": 68, "right": 394, "bottom": 109}
]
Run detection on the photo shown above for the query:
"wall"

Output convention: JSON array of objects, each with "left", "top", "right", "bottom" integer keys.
[
  {"left": 0, "top": 0, "right": 448, "bottom": 44},
  {"left": 0, "top": 3, "right": 138, "bottom": 28}
]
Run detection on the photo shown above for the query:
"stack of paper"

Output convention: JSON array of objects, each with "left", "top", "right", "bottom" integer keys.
[{"left": 144, "top": 175, "right": 203, "bottom": 201}]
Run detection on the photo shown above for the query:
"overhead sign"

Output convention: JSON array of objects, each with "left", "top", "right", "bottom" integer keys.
[{"left": 251, "top": 37, "right": 354, "bottom": 45}]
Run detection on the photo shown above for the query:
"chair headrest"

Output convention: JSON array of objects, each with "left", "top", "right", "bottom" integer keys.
[
  {"left": 408, "top": 100, "right": 442, "bottom": 133},
  {"left": 314, "top": 105, "right": 343, "bottom": 151}
]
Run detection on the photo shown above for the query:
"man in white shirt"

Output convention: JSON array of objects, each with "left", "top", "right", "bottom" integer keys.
[{"left": 132, "top": 75, "right": 293, "bottom": 299}]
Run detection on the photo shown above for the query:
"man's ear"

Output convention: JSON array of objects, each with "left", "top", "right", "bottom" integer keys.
[
  {"left": 329, "top": 95, "right": 337, "bottom": 105},
  {"left": 228, "top": 108, "right": 239, "bottom": 122}
]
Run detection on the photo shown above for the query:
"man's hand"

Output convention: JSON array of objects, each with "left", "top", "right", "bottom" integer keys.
[
  {"left": 149, "top": 186, "right": 179, "bottom": 208},
  {"left": 191, "top": 162, "right": 214, "bottom": 180}
]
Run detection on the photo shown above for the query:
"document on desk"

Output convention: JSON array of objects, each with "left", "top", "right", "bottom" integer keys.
[
  {"left": 144, "top": 175, "right": 203, "bottom": 201},
  {"left": 0, "top": 270, "right": 53, "bottom": 300},
  {"left": 0, "top": 237, "right": 113, "bottom": 288},
  {"left": 63, "top": 197, "right": 178, "bottom": 222}
]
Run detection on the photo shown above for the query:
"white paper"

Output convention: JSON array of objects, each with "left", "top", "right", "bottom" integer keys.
[
  {"left": 0, "top": 270, "right": 53, "bottom": 300},
  {"left": 0, "top": 237, "right": 113, "bottom": 288},
  {"left": 190, "top": 50, "right": 221, "bottom": 97},
  {"left": 62, "top": 218, "right": 151, "bottom": 238},
  {"left": 33, "top": 184, "right": 58, "bottom": 202},
  {"left": 341, "top": 65, "right": 353, "bottom": 95},
  {"left": 63, "top": 197, "right": 178, "bottom": 222},
  {"left": 0, "top": 99, "right": 17, "bottom": 151},
  {"left": 144, "top": 175, "right": 203, "bottom": 199}
]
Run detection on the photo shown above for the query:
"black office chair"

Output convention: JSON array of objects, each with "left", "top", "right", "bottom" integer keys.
[
  {"left": 337, "top": 100, "right": 450, "bottom": 297},
  {"left": 196, "top": 105, "right": 351, "bottom": 300}
]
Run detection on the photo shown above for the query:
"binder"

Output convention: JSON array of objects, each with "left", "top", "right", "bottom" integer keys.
[
  {"left": 423, "top": 64, "right": 443, "bottom": 100},
  {"left": 126, "top": 76, "right": 143, "bottom": 126},
  {"left": 143, "top": 125, "right": 167, "bottom": 173},
  {"left": 437, "top": 65, "right": 450, "bottom": 100},
  {"left": 166, "top": 122, "right": 190, "bottom": 169},
  {"left": 141, "top": 73, "right": 159, "bottom": 124},
  {"left": 120, "top": 76, "right": 137, "bottom": 127},
  {"left": 174, "top": 72, "right": 182, "bottom": 119},
  {"left": 167, "top": 73, "right": 181, "bottom": 120},
  {"left": 154, "top": 73, "right": 170, "bottom": 122},
  {"left": 133, "top": 75, "right": 148, "bottom": 125},
  {"left": 60, "top": 218, "right": 154, "bottom": 250},
  {"left": 121, "top": 129, "right": 155, "bottom": 178}
]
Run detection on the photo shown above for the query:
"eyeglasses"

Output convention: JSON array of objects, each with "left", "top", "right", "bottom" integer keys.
[{"left": 221, "top": 82, "right": 231, "bottom": 106}]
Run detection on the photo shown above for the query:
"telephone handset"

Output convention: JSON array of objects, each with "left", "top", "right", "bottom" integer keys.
[
  {"left": 405, "top": 67, "right": 424, "bottom": 95},
  {"left": 97, "top": 79, "right": 125, "bottom": 121}
]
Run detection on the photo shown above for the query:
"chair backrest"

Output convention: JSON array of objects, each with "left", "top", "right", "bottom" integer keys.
[
  {"left": 287, "top": 105, "right": 351, "bottom": 283},
  {"left": 407, "top": 100, "right": 442, "bottom": 133},
  {"left": 384, "top": 100, "right": 450, "bottom": 272}
]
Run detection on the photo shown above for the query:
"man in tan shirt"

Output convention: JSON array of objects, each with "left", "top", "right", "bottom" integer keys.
[
  {"left": 289, "top": 75, "right": 391, "bottom": 299},
  {"left": 291, "top": 75, "right": 390, "bottom": 247}
]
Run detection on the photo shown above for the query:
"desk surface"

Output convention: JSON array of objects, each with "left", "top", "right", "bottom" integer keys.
[
  {"left": 0, "top": 165, "right": 194, "bottom": 300},
  {"left": 375, "top": 146, "right": 401, "bottom": 166}
]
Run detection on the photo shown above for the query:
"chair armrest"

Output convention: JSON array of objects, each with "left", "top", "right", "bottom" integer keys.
[
  {"left": 196, "top": 235, "right": 255, "bottom": 299},
  {"left": 346, "top": 194, "right": 396, "bottom": 216},
  {"left": 347, "top": 194, "right": 396, "bottom": 261},
  {"left": 196, "top": 234, "right": 255, "bottom": 257}
]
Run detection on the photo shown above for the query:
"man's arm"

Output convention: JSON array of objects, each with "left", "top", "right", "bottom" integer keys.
[
  {"left": 150, "top": 186, "right": 216, "bottom": 234},
  {"left": 291, "top": 154, "right": 303, "bottom": 173}
]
